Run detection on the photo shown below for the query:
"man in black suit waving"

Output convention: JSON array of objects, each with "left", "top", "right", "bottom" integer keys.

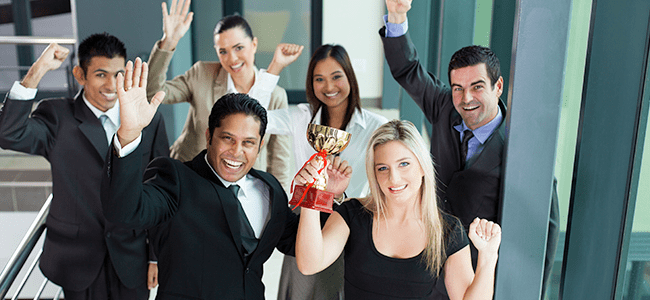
[
  {"left": 101, "top": 60, "right": 299, "bottom": 299},
  {"left": 0, "top": 34, "right": 169, "bottom": 299},
  {"left": 380, "top": 0, "right": 559, "bottom": 297}
]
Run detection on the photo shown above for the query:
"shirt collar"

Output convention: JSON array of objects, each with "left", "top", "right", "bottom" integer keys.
[
  {"left": 454, "top": 106, "right": 503, "bottom": 144},
  {"left": 226, "top": 68, "right": 259, "bottom": 94},
  {"left": 82, "top": 92, "right": 120, "bottom": 126},
  {"left": 204, "top": 154, "right": 250, "bottom": 197},
  {"left": 312, "top": 106, "right": 366, "bottom": 130}
]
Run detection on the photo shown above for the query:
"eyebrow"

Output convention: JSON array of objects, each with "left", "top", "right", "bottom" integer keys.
[
  {"left": 374, "top": 157, "right": 411, "bottom": 166},
  {"left": 93, "top": 69, "right": 125, "bottom": 74},
  {"left": 314, "top": 70, "right": 344, "bottom": 77},
  {"left": 217, "top": 43, "right": 243, "bottom": 51},
  {"left": 451, "top": 79, "right": 486, "bottom": 88},
  {"left": 221, "top": 131, "right": 258, "bottom": 141}
]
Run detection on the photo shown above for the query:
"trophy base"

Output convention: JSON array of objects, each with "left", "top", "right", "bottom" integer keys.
[{"left": 290, "top": 185, "right": 334, "bottom": 213}]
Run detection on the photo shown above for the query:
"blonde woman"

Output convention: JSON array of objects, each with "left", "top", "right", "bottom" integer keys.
[{"left": 295, "top": 120, "right": 501, "bottom": 299}]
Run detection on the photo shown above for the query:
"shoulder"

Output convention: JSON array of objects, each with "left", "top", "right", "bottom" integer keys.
[
  {"left": 336, "top": 198, "right": 368, "bottom": 223},
  {"left": 249, "top": 168, "right": 284, "bottom": 190},
  {"left": 440, "top": 212, "right": 469, "bottom": 254},
  {"left": 35, "top": 97, "right": 74, "bottom": 109},
  {"left": 189, "top": 61, "right": 221, "bottom": 76},
  {"left": 270, "top": 85, "right": 288, "bottom": 102},
  {"left": 360, "top": 108, "right": 389, "bottom": 128}
]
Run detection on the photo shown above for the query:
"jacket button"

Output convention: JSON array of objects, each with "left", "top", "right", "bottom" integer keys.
[
  {"left": 245, "top": 268, "right": 250, "bottom": 274},
  {"left": 444, "top": 198, "right": 448, "bottom": 203},
  {"left": 106, "top": 232, "right": 111, "bottom": 238}
]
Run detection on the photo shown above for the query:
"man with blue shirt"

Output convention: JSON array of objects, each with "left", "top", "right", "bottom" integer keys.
[{"left": 380, "top": 0, "right": 558, "bottom": 297}]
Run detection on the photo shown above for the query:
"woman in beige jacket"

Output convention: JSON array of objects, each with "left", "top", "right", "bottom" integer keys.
[{"left": 146, "top": 0, "right": 300, "bottom": 191}]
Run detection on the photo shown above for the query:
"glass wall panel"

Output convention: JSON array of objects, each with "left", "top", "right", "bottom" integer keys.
[
  {"left": 620, "top": 98, "right": 650, "bottom": 299},
  {"left": 242, "top": 0, "right": 310, "bottom": 92},
  {"left": 547, "top": 0, "right": 593, "bottom": 299}
]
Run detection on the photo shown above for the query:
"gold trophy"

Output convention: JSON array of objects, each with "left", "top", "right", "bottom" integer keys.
[{"left": 290, "top": 124, "right": 351, "bottom": 213}]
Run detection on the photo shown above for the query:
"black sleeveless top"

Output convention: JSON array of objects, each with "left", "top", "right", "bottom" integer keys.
[{"left": 337, "top": 199, "right": 468, "bottom": 299}]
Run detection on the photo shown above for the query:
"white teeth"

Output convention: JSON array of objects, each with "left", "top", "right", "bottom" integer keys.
[
  {"left": 463, "top": 106, "right": 478, "bottom": 110},
  {"left": 231, "top": 62, "right": 244, "bottom": 69},
  {"left": 325, "top": 92, "right": 338, "bottom": 97},
  {"left": 224, "top": 159, "right": 243, "bottom": 168},
  {"left": 102, "top": 93, "right": 116, "bottom": 99},
  {"left": 389, "top": 185, "right": 407, "bottom": 191}
]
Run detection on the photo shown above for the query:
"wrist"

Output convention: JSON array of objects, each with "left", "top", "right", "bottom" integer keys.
[
  {"left": 387, "top": 13, "right": 407, "bottom": 24},
  {"left": 159, "top": 37, "right": 179, "bottom": 51},
  {"left": 266, "top": 60, "right": 284, "bottom": 76},
  {"left": 21, "top": 65, "right": 48, "bottom": 89},
  {"left": 117, "top": 128, "right": 141, "bottom": 147}
]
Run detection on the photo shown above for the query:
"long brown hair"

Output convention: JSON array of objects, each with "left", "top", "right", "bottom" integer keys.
[{"left": 306, "top": 44, "right": 361, "bottom": 129}]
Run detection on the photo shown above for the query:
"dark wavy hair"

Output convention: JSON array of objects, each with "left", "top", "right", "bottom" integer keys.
[
  {"left": 448, "top": 45, "right": 501, "bottom": 87},
  {"left": 208, "top": 93, "right": 267, "bottom": 142},
  {"left": 306, "top": 44, "right": 361, "bottom": 129},
  {"left": 77, "top": 32, "right": 126, "bottom": 76}
]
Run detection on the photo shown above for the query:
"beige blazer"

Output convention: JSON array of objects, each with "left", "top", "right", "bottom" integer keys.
[{"left": 146, "top": 43, "right": 292, "bottom": 191}]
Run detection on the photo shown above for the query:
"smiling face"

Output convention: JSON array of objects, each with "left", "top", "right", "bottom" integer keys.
[
  {"left": 312, "top": 57, "right": 350, "bottom": 111},
  {"left": 214, "top": 27, "right": 257, "bottom": 81},
  {"left": 205, "top": 113, "right": 262, "bottom": 182},
  {"left": 373, "top": 140, "right": 425, "bottom": 204},
  {"left": 73, "top": 56, "right": 125, "bottom": 112},
  {"left": 450, "top": 63, "right": 503, "bottom": 130}
]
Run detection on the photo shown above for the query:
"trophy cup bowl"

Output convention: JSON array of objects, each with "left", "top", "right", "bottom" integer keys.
[{"left": 290, "top": 124, "right": 352, "bottom": 213}]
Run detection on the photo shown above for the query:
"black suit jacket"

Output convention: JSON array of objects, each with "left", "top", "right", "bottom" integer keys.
[
  {"left": 381, "top": 31, "right": 560, "bottom": 288},
  {"left": 101, "top": 148, "right": 299, "bottom": 300},
  {"left": 0, "top": 91, "right": 169, "bottom": 291},
  {"left": 381, "top": 30, "right": 505, "bottom": 227}
]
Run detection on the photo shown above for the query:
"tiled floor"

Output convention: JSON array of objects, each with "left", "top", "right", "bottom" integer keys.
[{"left": 0, "top": 149, "right": 52, "bottom": 212}]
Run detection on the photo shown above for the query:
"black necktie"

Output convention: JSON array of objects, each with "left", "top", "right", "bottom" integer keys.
[
  {"left": 228, "top": 184, "right": 258, "bottom": 259},
  {"left": 460, "top": 130, "right": 474, "bottom": 167}
]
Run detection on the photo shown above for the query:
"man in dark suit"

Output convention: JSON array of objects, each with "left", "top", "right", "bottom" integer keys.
[
  {"left": 0, "top": 34, "right": 169, "bottom": 300},
  {"left": 380, "top": 0, "right": 559, "bottom": 297},
  {"left": 101, "top": 62, "right": 299, "bottom": 299}
]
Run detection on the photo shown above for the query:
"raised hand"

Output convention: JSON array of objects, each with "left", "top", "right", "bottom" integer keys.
[
  {"left": 293, "top": 155, "right": 351, "bottom": 197},
  {"left": 267, "top": 43, "right": 305, "bottom": 75},
  {"left": 468, "top": 218, "right": 501, "bottom": 257},
  {"left": 159, "top": 0, "right": 194, "bottom": 51},
  {"left": 116, "top": 58, "right": 166, "bottom": 146},
  {"left": 325, "top": 155, "right": 352, "bottom": 197},
  {"left": 21, "top": 43, "right": 70, "bottom": 88},
  {"left": 386, "top": 0, "right": 412, "bottom": 24}
]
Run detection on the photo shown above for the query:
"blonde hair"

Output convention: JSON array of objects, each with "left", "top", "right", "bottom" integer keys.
[{"left": 362, "top": 120, "right": 447, "bottom": 275}]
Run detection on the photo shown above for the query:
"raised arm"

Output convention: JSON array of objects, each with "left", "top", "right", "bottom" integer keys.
[
  {"left": 386, "top": 0, "right": 411, "bottom": 24},
  {"left": 116, "top": 58, "right": 165, "bottom": 146},
  {"left": 158, "top": 0, "right": 193, "bottom": 51},
  {"left": 381, "top": 0, "right": 451, "bottom": 124},
  {"left": 101, "top": 59, "right": 176, "bottom": 229},
  {"left": 147, "top": 0, "right": 194, "bottom": 102},
  {"left": 0, "top": 43, "right": 70, "bottom": 155},
  {"left": 445, "top": 218, "right": 501, "bottom": 300},
  {"left": 295, "top": 156, "right": 352, "bottom": 275},
  {"left": 267, "top": 43, "right": 304, "bottom": 76},
  {"left": 21, "top": 43, "right": 70, "bottom": 88}
]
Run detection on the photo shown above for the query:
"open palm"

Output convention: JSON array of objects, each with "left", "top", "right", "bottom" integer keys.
[{"left": 116, "top": 58, "right": 165, "bottom": 146}]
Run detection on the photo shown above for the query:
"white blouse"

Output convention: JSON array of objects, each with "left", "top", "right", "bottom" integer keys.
[{"left": 267, "top": 104, "right": 388, "bottom": 198}]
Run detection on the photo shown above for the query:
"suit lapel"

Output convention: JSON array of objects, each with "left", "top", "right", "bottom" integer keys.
[
  {"left": 213, "top": 64, "right": 228, "bottom": 99},
  {"left": 467, "top": 101, "right": 507, "bottom": 171},
  {"left": 73, "top": 91, "right": 108, "bottom": 162},
  {"left": 191, "top": 153, "right": 245, "bottom": 259}
]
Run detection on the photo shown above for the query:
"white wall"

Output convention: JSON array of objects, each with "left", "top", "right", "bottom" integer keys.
[{"left": 322, "top": 0, "right": 385, "bottom": 100}]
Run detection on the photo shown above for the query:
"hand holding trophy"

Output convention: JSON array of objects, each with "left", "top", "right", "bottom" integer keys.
[{"left": 290, "top": 124, "right": 351, "bottom": 213}]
